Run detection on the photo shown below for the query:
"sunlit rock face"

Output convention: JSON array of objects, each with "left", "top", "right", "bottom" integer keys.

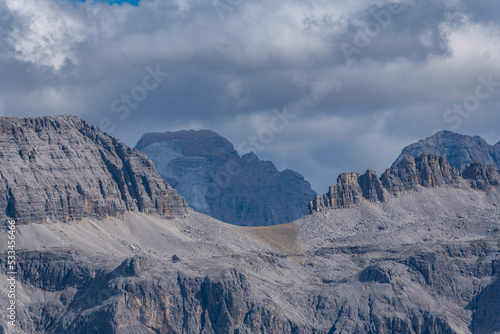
[
  {"left": 1, "top": 122, "right": 500, "bottom": 333},
  {"left": 0, "top": 115, "right": 188, "bottom": 224},
  {"left": 308, "top": 153, "right": 499, "bottom": 213}
]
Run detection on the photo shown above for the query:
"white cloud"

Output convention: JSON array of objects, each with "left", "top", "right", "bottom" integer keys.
[
  {"left": 5, "top": 0, "right": 87, "bottom": 71},
  {"left": 1, "top": 0, "right": 500, "bottom": 191}
]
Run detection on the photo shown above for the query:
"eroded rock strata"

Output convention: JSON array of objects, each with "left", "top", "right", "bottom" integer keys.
[
  {"left": 394, "top": 130, "right": 500, "bottom": 170},
  {"left": 308, "top": 153, "right": 499, "bottom": 213},
  {"left": 0, "top": 116, "right": 499, "bottom": 334},
  {"left": 0, "top": 115, "right": 188, "bottom": 224}
]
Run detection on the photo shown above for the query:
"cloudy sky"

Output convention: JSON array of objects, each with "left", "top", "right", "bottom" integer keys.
[{"left": 1, "top": 0, "right": 499, "bottom": 193}]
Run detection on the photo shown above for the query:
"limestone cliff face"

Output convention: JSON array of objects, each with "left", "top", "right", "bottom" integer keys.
[
  {"left": 5, "top": 232, "right": 500, "bottom": 334},
  {"left": 393, "top": 130, "right": 500, "bottom": 170},
  {"left": 308, "top": 153, "right": 499, "bottom": 213},
  {"left": 1, "top": 122, "right": 500, "bottom": 333},
  {"left": 136, "top": 130, "right": 316, "bottom": 226},
  {"left": 462, "top": 162, "right": 500, "bottom": 190},
  {"left": 381, "top": 153, "right": 462, "bottom": 194},
  {"left": 0, "top": 115, "right": 188, "bottom": 224},
  {"left": 308, "top": 171, "right": 387, "bottom": 213}
]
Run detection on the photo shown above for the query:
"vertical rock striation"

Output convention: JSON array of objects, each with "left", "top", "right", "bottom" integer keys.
[
  {"left": 0, "top": 115, "right": 188, "bottom": 224},
  {"left": 308, "top": 170, "right": 388, "bottom": 213},
  {"left": 308, "top": 153, "right": 499, "bottom": 213},
  {"left": 462, "top": 162, "right": 500, "bottom": 190},
  {"left": 381, "top": 154, "right": 462, "bottom": 194}
]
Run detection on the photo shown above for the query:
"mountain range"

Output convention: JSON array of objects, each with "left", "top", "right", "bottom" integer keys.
[
  {"left": 309, "top": 153, "right": 500, "bottom": 213},
  {"left": 0, "top": 116, "right": 499, "bottom": 334}
]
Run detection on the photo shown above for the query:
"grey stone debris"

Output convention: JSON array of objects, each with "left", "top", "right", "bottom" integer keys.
[
  {"left": 1, "top": 187, "right": 499, "bottom": 333},
  {"left": 0, "top": 115, "right": 499, "bottom": 334},
  {"left": 393, "top": 130, "right": 500, "bottom": 170},
  {"left": 135, "top": 129, "right": 316, "bottom": 226}
]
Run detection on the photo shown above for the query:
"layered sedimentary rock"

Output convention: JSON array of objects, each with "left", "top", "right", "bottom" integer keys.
[
  {"left": 381, "top": 153, "right": 462, "bottom": 194},
  {"left": 135, "top": 130, "right": 316, "bottom": 226},
  {"left": 462, "top": 162, "right": 500, "bottom": 190},
  {"left": 308, "top": 153, "right": 499, "bottom": 213},
  {"left": 0, "top": 115, "right": 188, "bottom": 224},
  {"left": 308, "top": 171, "right": 387, "bottom": 213},
  {"left": 394, "top": 130, "right": 500, "bottom": 170},
  {"left": 1, "top": 127, "right": 500, "bottom": 333},
  {"left": 8, "top": 244, "right": 497, "bottom": 334},
  {"left": 2, "top": 187, "right": 500, "bottom": 334}
]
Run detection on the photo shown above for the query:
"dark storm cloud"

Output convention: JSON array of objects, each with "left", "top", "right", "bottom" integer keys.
[{"left": 0, "top": 0, "right": 499, "bottom": 191}]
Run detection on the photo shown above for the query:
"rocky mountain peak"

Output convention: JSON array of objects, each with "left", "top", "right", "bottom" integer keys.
[
  {"left": 308, "top": 170, "right": 387, "bottom": 213},
  {"left": 308, "top": 153, "right": 498, "bottom": 214},
  {"left": 393, "top": 130, "right": 500, "bottom": 170},
  {"left": 2, "top": 119, "right": 500, "bottom": 334},
  {"left": 382, "top": 153, "right": 462, "bottom": 194},
  {"left": 0, "top": 115, "right": 188, "bottom": 224},
  {"left": 136, "top": 129, "right": 316, "bottom": 226},
  {"left": 135, "top": 129, "right": 238, "bottom": 160}
]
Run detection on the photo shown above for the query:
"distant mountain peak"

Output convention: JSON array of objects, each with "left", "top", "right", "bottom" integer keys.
[
  {"left": 136, "top": 129, "right": 316, "bottom": 226},
  {"left": 308, "top": 153, "right": 499, "bottom": 214},
  {"left": 135, "top": 129, "right": 238, "bottom": 159},
  {"left": 393, "top": 131, "right": 500, "bottom": 170}
]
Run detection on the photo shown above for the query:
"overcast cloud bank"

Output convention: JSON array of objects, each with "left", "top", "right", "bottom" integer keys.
[{"left": 0, "top": 0, "right": 499, "bottom": 192}]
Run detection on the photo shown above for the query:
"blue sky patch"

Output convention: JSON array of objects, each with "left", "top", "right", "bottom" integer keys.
[{"left": 77, "top": 0, "right": 140, "bottom": 5}]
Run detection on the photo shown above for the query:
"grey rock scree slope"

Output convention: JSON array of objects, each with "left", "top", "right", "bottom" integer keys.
[
  {"left": 135, "top": 129, "right": 316, "bottom": 226},
  {"left": 0, "top": 116, "right": 499, "bottom": 334}
]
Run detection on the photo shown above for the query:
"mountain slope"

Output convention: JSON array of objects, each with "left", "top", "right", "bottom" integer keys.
[
  {"left": 135, "top": 130, "right": 316, "bottom": 226},
  {"left": 0, "top": 115, "right": 188, "bottom": 224},
  {"left": 393, "top": 130, "right": 500, "bottom": 170},
  {"left": 1, "top": 187, "right": 499, "bottom": 333},
  {"left": 0, "top": 118, "right": 499, "bottom": 333}
]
